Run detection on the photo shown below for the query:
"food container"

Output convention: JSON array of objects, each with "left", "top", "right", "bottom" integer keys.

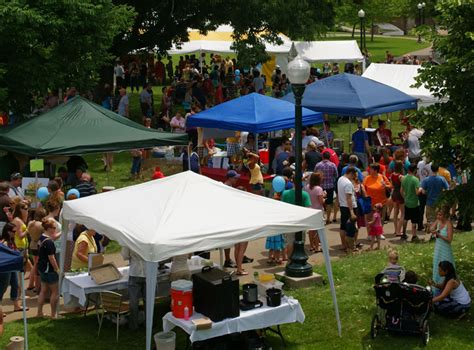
[
  {"left": 266, "top": 288, "right": 282, "bottom": 307},
  {"left": 170, "top": 279, "right": 193, "bottom": 319},
  {"left": 242, "top": 283, "right": 258, "bottom": 304},
  {"left": 257, "top": 280, "right": 284, "bottom": 297}
]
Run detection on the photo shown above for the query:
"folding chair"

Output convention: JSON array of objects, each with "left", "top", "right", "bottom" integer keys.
[{"left": 97, "top": 291, "right": 130, "bottom": 341}]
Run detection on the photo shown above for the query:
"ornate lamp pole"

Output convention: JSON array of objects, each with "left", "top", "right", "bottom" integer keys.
[
  {"left": 285, "top": 55, "right": 313, "bottom": 278},
  {"left": 358, "top": 9, "right": 366, "bottom": 51}
]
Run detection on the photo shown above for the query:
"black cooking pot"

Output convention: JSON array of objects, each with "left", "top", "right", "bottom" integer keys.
[
  {"left": 242, "top": 283, "right": 258, "bottom": 303},
  {"left": 266, "top": 288, "right": 282, "bottom": 307}
]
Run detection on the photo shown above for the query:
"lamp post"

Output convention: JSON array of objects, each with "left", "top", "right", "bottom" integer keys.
[
  {"left": 417, "top": 3, "right": 424, "bottom": 43},
  {"left": 285, "top": 55, "right": 313, "bottom": 278},
  {"left": 358, "top": 9, "right": 366, "bottom": 52}
]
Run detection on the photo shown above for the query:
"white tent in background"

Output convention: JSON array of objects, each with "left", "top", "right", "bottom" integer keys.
[
  {"left": 363, "top": 63, "right": 439, "bottom": 107},
  {"left": 294, "top": 40, "right": 364, "bottom": 64},
  {"left": 61, "top": 171, "right": 342, "bottom": 350}
]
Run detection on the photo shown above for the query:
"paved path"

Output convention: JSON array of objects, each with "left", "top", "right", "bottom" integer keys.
[{"left": 3, "top": 218, "right": 430, "bottom": 323}]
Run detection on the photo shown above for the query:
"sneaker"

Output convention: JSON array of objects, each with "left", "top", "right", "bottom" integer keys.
[
  {"left": 224, "top": 259, "right": 237, "bottom": 268},
  {"left": 242, "top": 256, "right": 254, "bottom": 264},
  {"left": 380, "top": 235, "right": 386, "bottom": 240},
  {"left": 400, "top": 234, "right": 408, "bottom": 240},
  {"left": 411, "top": 235, "right": 420, "bottom": 243},
  {"left": 356, "top": 242, "right": 363, "bottom": 248}
]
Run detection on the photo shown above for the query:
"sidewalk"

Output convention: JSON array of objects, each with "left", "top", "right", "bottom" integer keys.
[{"left": 3, "top": 218, "right": 429, "bottom": 323}]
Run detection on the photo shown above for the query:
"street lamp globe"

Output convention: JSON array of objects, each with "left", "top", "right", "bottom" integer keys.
[
  {"left": 287, "top": 56, "right": 310, "bottom": 85},
  {"left": 422, "top": 2, "right": 426, "bottom": 7},
  {"left": 358, "top": 9, "right": 365, "bottom": 18},
  {"left": 417, "top": 3, "right": 423, "bottom": 9}
]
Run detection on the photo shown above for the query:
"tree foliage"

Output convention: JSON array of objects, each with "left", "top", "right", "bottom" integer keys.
[
  {"left": 113, "top": 0, "right": 334, "bottom": 67},
  {"left": 414, "top": 0, "right": 474, "bottom": 220},
  {"left": 0, "top": 0, "right": 135, "bottom": 115}
]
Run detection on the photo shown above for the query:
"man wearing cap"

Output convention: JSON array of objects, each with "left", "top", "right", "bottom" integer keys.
[
  {"left": 224, "top": 170, "right": 240, "bottom": 187},
  {"left": 352, "top": 122, "right": 371, "bottom": 169},
  {"left": 316, "top": 140, "right": 339, "bottom": 167},
  {"left": 8, "top": 173, "right": 25, "bottom": 200}
]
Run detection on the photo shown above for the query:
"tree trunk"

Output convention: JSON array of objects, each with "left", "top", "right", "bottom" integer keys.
[
  {"left": 352, "top": 23, "right": 356, "bottom": 38},
  {"left": 371, "top": 18, "right": 374, "bottom": 42}
]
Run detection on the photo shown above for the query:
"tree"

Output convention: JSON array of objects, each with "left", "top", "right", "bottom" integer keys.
[
  {"left": 414, "top": 0, "right": 474, "bottom": 229},
  {"left": 0, "top": 1, "right": 135, "bottom": 115},
  {"left": 112, "top": 0, "right": 334, "bottom": 67}
]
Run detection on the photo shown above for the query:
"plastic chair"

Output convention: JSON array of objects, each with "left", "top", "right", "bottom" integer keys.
[{"left": 97, "top": 291, "right": 130, "bottom": 341}]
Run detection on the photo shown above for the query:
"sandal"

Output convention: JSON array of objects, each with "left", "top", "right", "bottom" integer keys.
[{"left": 236, "top": 271, "right": 249, "bottom": 276}]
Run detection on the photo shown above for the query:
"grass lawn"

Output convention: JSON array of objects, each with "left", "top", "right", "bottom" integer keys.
[
  {"left": 323, "top": 35, "right": 431, "bottom": 63},
  {"left": 2, "top": 232, "right": 472, "bottom": 349}
]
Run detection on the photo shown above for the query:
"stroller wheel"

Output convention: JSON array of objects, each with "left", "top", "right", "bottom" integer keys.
[
  {"left": 421, "top": 320, "right": 430, "bottom": 345},
  {"left": 371, "top": 315, "right": 380, "bottom": 339}
]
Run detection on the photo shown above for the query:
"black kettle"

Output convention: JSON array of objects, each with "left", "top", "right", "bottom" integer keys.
[{"left": 242, "top": 283, "right": 258, "bottom": 303}]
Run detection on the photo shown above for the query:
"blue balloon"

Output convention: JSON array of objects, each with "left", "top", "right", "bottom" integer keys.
[
  {"left": 235, "top": 69, "right": 240, "bottom": 76},
  {"left": 272, "top": 176, "right": 286, "bottom": 193},
  {"left": 37, "top": 187, "right": 49, "bottom": 200},
  {"left": 66, "top": 188, "right": 80, "bottom": 199},
  {"left": 235, "top": 76, "right": 241, "bottom": 83}
]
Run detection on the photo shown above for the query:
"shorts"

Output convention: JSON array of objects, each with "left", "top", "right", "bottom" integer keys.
[
  {"left": 404, "top": 206, "right": 419, "bottom": 223},
  {"left": 426, "top": 205, "right": 436, "bottom": 224},
  {"left": 340, "top": 207, "right": 351, "bottom": 231},
  {"left": 324, "top": 188, "right": 335, "bottom": 205},
  {"left": 39, "top": 271, "right": 59, "bottom": 284},
  {"left": 251, "top": 183, "right": 263, "bottom": 191},
  {"left": 227, "top": 143, "right": 240, "bottom": 157}
]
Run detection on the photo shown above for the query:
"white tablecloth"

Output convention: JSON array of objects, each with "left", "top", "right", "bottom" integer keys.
[
  {"left": 62, "top": 257, "right": 214, "bottom": 306},
  {"left": 162, "top": 296, "right": 305, "bottom": 343},
  {"left": 62, "top": 267, "right": 131, "bottom": 306}
]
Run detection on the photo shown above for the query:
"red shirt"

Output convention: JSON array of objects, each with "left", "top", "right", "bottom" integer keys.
[{"left": 321, "top": 147, "right": 339, "bottom": 166}]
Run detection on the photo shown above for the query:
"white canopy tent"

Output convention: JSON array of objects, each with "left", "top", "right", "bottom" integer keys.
[
  {"left": 362, "top": 63, "right": 439, "bottom": 108},
  {"left": 167, "top": 26, "right": 366, "bottom": 78},
  {"left": 61, "top": 171, "right": 342, "bottom": 349},
  {"left": 294, "top": 40, "right": 364, "bottom": 64}
]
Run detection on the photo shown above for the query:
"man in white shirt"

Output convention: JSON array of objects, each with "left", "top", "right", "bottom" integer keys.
[
  {"left": 337, "top": 167, "right": 358, "bottom": 251},
  {"left": 117, "top": 88, "right": 129, "bottom": 117},
  {"left": 121, "top": 246, "right": 146, "bottom": 330},
  {"left": 114, "top": 61, "right": 125, "bottom": 88},
  {"left": 407, "top": 128, "right": 424, "bottom": 163},
  {"left": 8, "top": 173, "right": 25, "bottom": 200},
  {"left": 417, "top": 157, "right": 432, "bottom": 231}
]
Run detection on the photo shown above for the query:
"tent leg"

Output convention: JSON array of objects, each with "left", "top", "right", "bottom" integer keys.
[
  {"left": 21, "top": 272, "right": 28, "bottom": 350},
  {"left": 219, "top": 248, "right": 224, "bottom": 268},
  {"left": 318, "top": 228, "right": 342, "bottom": 337},
  {"left": 348, "top": 116, "right": 352, "bottom": 152},
  {"left": 58, "top": 217, "right": 69, "bottom": 317},
  {"left": 145, "top": 261, "right": 158, "bottom": 350}
]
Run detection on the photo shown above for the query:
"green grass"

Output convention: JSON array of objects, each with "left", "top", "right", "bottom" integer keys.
[
  {"left": 322, "top": 35, "right": 431, "bottom": 64},
  {"left": 2, "top": 232, "right": 473, "bottom": 349}
]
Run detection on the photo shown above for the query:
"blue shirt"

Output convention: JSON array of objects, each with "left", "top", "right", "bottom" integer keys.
[
  {"left": 341, "top": 165, "right": 364, "bottom": 183},
  {"left": 352, "top": 130, "right": 368, "bottom": 153},
  {"left": 422, "top": 175, "right": 449, "bottom": 206}
]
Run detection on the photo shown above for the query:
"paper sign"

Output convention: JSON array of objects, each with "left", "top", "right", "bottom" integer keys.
[
  {"left": 30, "top": 159, "right": 44, "bottom": 172},
  {"left": 362, "top": 119, "right": 369, "bottom": 129}
]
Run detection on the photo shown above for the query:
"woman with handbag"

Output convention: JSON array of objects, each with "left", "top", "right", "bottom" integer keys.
[{"left": 363, "top": 163, "right": 392, "bottom": 237}]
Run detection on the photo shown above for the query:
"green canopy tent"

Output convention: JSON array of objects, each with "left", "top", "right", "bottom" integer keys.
[{"left": 0, "top": 96, "right": 187, "bottom": 156}]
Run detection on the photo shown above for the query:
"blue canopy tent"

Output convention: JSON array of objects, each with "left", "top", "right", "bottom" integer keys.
[
  {"left": 0, "top": 245, "right": 28, "bottom": 349},
  {"left": 186, "top": 93, "right": 323, "bottom": 132},
  {"left": 282, "top": 73, "right": 417, "bottom": 116}
]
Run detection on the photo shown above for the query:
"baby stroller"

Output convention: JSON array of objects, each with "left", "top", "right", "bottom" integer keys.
[{"left": 371, "top": 279, "right": 432, "bottom": 345}]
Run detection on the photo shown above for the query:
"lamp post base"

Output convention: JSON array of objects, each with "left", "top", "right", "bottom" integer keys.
[{"left": 285, "top": 238, "right": 313, "bottom": 278}]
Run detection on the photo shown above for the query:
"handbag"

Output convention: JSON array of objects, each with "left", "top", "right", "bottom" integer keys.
[{"left": 357, "top": 196, "right": 372, "bottom": 215}]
